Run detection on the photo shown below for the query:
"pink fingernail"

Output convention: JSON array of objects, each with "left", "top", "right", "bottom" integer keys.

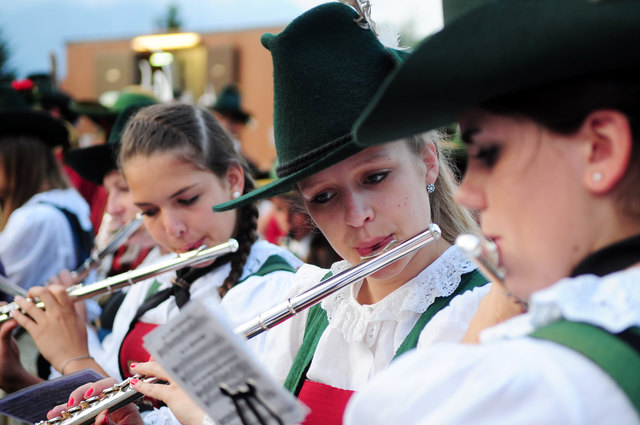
[
  {"left": 101, "top": 410, "right": 110, "bottom": 425},
  {"left": 130, "top": 379, "right": 139, "bottom": 385},
  {"left": 130, "top": 363, "right": 137, "bottom": 368},
  {"left": 67, "top": 398, "right": 74, "bottom": 407},
  {"left": 84, "top": 388, "right": 93, "bottom": 398}
]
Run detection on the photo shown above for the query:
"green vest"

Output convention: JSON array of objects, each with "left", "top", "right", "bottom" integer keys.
[
  {"left": 284, "top": 269, "right": 487, "bottom": 395},
  {"left": 530, "top": 320, "right": 640, "bottom": 416}
]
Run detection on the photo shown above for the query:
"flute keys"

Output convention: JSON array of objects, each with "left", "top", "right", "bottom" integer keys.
[
  {"left": 66, "top": 406, "right": 81, "bottom": 415},
  {"left": 79, "top": 395, "right": 100, "bottom": 409},
  {"left": 101, "top": 385, "right": 118, "bottom": 395}
]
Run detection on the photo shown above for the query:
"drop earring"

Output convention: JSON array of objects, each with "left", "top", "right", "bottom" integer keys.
[{"left": 427, "top": 183, "right": 435, "bottom": 193}]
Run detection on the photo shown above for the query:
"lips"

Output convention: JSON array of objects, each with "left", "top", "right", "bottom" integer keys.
[
  {"left": 355, "top": 235, "right": 395, "bottom": 258},
  {"left": 179, "top": 237, "right": 206, "bottom": 253},
  {"left": 485, "top": 235, "right": 503, "bottom": 268}
]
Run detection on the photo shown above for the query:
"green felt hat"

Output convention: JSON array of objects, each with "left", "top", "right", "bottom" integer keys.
[
  {"left": 211, "top": 84, "right": 251, "bottom": 124},
  {"left": 0, "top": 84, "right": 70, "bottom": 149},
  {"left": 214, "top": 2, "right": 406, "bottom": 212},
  {"left": 354, "top": 0, "right": 640, "bottom": 146},
  {"left": 72, "top": 90, "right": 157, "bottom": 132},
  {"left": 65, "top": 103, "right": 153, "bottom": 184}
]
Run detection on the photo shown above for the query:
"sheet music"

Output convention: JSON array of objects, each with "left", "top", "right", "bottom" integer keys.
[
  {"left": 0, "top": 369, "right": 104, "bottom": 424},
  {"left": 143, "top": 300, "right": 308, "bottom": 425}
]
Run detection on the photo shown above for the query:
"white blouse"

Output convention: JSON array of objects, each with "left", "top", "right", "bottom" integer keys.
[
  {"left": 344, "top": 268, "right": 640, "bottom": 425},
  {"left": 93, "top": 240, "right": 302, "bottom": 381},
  {"left": 0, "top": 189, "right": 92, "bottom": 289},
  {"left": 260, "top": 245, "right": 489, "bottom": 390}
]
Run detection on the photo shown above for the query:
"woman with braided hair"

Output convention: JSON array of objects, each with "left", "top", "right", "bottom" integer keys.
[
  {"left": 12, "top": 102, "right": 301, "bottom": 394},
  {"left": 109, "top": 102, "right": 302, "bottom": 381}
]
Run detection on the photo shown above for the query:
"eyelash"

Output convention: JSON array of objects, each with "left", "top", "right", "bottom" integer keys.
[
  {"left": 140, "top": 195, "right": 199, "bottom": 217},
  {"left": 470, "top": 145, "right": 501, "bottom": 168},
  {"left": 178, "top": 195, "right": 199, "bottom": 206},
  {"left": 310, "top": 171, "right": 390, "bottom": 204}
]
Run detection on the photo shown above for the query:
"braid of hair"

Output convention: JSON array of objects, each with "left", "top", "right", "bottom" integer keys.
[{"left": 218, "top": 182, "right": 259, "bottom": 298}]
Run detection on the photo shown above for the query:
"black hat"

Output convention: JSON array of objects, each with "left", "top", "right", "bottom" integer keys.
[
  {"left": 354, "top": 0, "right": 640, "bottom": 146},
  {"left": 65, "top": 103, "right": 153, "bottom": 184},
  {"left": 0, "top": 84, "right": 70, "bottom": 149},
  {"left": 211, "top": 84, "right": 251, "bottom": 124}
]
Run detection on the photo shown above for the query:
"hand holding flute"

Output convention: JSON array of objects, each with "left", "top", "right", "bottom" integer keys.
[{"left": 456, "top": 234, "right": 528, "bottom": 343}]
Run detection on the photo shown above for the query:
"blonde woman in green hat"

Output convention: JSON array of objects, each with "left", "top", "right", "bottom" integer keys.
[
  {"left": 79, "top": 3, "right": 496, "bottom": 425},
  {"left": 342, "top": 0, "right": 640, "bottom": 423}
]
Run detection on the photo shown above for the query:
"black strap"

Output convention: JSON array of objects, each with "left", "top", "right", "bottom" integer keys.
[
  {"left": 132, "top": 252, "right": 234, "bottom": 322},
  {"left": 570, "top": 233, "right": 640, "bottom": 277},
  {"left": 39, "top": 202, "right": 94, "bottom": 268},
  {"left": 117, "top": 254, "right": 233, "bottom": 379}
]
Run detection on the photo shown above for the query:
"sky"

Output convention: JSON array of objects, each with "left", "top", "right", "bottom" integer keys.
[{"left": 0, "top": 0, "right": 442, "bottom": 79}]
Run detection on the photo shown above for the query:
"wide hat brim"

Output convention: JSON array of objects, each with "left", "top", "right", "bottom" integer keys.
[
  {"left": 212, "top": 106, "right": 251, "bottom": 124},
  {"left": 354, "top": 0, "right": 640, "bottom": 146},
  {"left": 214, "top": 138, "right": 362, "bottom": 211},
  {"left": 0, "top": 110, "right": 70, "bottom": 149},
  {"left": 65, "top": 144, "right": 117, "bottom": 185}
]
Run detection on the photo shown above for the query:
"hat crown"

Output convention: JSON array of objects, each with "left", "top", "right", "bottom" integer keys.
[
  {"left": 213, "top": 85, "right": 242, "bottom": 111},
  {"left": 262, "top": 2, "right": 402, "bottom": 177}
]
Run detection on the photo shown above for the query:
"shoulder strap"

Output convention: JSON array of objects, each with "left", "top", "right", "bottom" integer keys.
[
  {"left": 284, "top": 271, "right": 333, "bottom": 396},
  {"left": 39, "top": 202, "right": 94, "bottom": 268},
  {"left": 530, "top": 320, "right": 640, "bottom": 415},
  {"left": 285, "top": 269, "right": 488, "bottom": 393},
  {"left": 394, "top": 269, "right": 488, "bottom": 358},
  {"left": 238, "top": 254, "right": 297, "bottom": 283}
]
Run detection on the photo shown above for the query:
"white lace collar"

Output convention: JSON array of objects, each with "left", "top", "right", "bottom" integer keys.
[
  {"left": 321, "top": 245, "right": 477, "bottom": 341},
  {"left": 481, "top": 267, "right": 640, "bottom": 342}
]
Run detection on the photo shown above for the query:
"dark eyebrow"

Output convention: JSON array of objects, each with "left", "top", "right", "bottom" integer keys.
[
  {"left": 461, "top": 128, "right": 480, "bottom": 145},
  {"left": 133, "top": 183, "right": 198, "bottom": 208},
  {"left": 169, "top": 184, "right": 198, "bottom": 200}
]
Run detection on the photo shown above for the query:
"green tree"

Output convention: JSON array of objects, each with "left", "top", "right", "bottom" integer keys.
[
  {"left": 156, "top": 3, "right": 183, "bottom": 32},
  {"left": 0, "top": 29, "right": 15, "bottom": 82}
]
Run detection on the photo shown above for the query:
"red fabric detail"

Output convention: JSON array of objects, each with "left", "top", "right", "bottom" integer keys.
[
  {"left": 110, "top": 245, "right": 153, "bottom": 276},
  {"left": 119, "top": 322, "right": 158, "bottom": 378},
  {"left": 298, "top": 380, "right": 354, "bottom": 425},
  {"left": 264, "top": 215, "right": 287, "bottom": 244}
]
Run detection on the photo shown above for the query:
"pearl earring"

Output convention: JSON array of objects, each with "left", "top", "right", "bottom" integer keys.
[
  {"left": 233, "top": 191, "right": 241, "bottom": 199},
  {"left": 592, "top": 172, "right": 603, "bottom": 182},
  {"left": 427, "top": 183, "right": 435, "bottom": 193}
]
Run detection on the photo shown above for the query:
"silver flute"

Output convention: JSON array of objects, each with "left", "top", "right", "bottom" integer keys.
[
  {"left": 0, "top": 215, "right": 145, "bottom": 299},
  {"left": 455, "top": 234, "right": 528, "bottom": 310},
  {"left": 70, "top": 213, "right": 145, "bottom": 284},
  {"left": 454, "top": 234, "right": 505, "bottom": 284},
  {"left": 0, "top": 238, "right": 239, "bottom": 324},
  {"left": 37, "top": 224, "right": 442, "bottom": 425}
]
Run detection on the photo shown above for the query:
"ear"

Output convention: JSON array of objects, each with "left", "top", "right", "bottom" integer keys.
[
  {"left": 225, "top": 163, "right": 245, "bottom": 197},
  {"left": 421, "top": 141, "right": 439, "bottom": 186},
  {"left": 580, "top": 110, "right": 632, "bottom": 195}
]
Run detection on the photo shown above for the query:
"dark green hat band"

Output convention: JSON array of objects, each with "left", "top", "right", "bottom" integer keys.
[{"left": 276, "top": 133, "right": 351, "bottom": 177}]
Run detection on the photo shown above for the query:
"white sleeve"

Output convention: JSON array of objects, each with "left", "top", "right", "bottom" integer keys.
[
  {"left": 254, "top": 264, "right": 328, "bottom": 384},
  {"left": 0, "top": 204, "right": 76, "bottom": 289},
  {"left": 141, "top": 406, "right": 182, "bottom": 425},
  {"left": 344, "top": 338, "right": 639, "bottom": 425}
]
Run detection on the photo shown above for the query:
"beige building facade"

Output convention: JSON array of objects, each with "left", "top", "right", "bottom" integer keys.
[{"left": 63, "top": 26, "right": 284, "bottom": 172}]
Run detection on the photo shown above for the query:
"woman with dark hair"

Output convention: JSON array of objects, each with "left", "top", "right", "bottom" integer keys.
[
  {"left": 11, "top": 103, "right": 301, "bottom": 399},
  {"left": 342, "top": 1, "right": 640, "bottom": 423},
  {"left": 0, "top": 89, "right": 93, "bottom": 290}
]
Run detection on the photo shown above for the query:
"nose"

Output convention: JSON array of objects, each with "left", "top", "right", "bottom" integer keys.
[
  {"left": 455, "top": 174, "right": 487, "bottom": 212},
  {"left": 343, "top": 191, "right": 374, "bottom": 228},
  {"left": 162, "top": 210, "right": 187, "bottom": 239}
]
